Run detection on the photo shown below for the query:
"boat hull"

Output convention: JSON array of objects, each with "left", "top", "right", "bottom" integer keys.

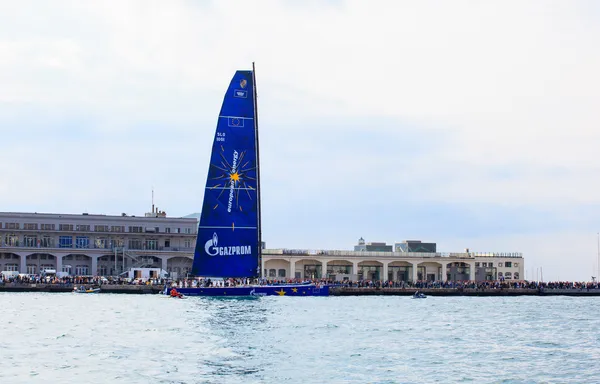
[
  {"left": 172, "top": 284, "right": 329, "bottom": 297},
  {"left": 74, "top": 288, "right": 101, "bottom": 294}
]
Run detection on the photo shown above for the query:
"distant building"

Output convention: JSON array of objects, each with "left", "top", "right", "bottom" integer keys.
[
  {"left": 394, "top": 240, "right": 436, "bottom": 253},
  {"left": 0, "top": 209, "right": 197, "bottom": 278},
  {"left": 353, "top": 237, "right": 393, "bottom": 252},
  {"left": 0, "top": 209, "right": 525, "bottom": 283},
  {"left": 263, "top": 237, "right": 524, "bottom": 283}
]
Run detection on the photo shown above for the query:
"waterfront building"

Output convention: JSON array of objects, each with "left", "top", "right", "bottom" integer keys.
[
  {"left": 262, "top": 238, "right": 524, "bottom": 283},
  {"left": 0, "top": 210, "right": 196, "bottom": 278},
  {"left": 0, "top": 210, "right": 524, "bottom": 282}
]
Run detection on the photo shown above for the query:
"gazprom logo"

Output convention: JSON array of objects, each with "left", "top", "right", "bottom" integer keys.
[
  {"left": 205, "top": 232, "right": 219, "bottom": 256},
  {"left": 204, "top": 232, "right": 252, "bottom": 257}
]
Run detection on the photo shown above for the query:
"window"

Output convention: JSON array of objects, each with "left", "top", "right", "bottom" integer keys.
[
  {"left": 59, "top": 224, "right": 74, "bottom": 231},
  {"left": 62, "top": 265, "right": 72, "bottom": 273},
  {"left": 40, "top": 236, "right": 54, "bottom": 248},
  {"left": 41, "top": 224, "right": 55, "bottom": 231},
  {"left": 59, "top": 236, "right": 73, "bottom": 248},
  {"left": 128, "top": 239, "right": 142, "bottom": 250},
  {"left": 76, "top": 225, "right": 90, "bottom": 232},
  {"left": 98, "top": 265, "right": 107, "bottom": 276},
  {"left": 27, "top": 265, "right": 37, "bottom": 274},
  {"left": 184, "top": 228, "right": 192, "bottom": 234},
  {"left": 24, "top": 223, "right": 38, "bottom": 230},
  {"left": 75, "top": 265, "right": 89, "bottom": 275},
  {"left": 128, "top": 226, "right": 143, "bottom": 233},
  {"left": 6, "top": 223, "right": 19, "bottom": 229},
  {"left": 165, "top": 228, "right": 171, "bottom": 234},
  {"left": 5, "top": 264, "right": 18, "bottom": 271},
  {"left": 184, "top": 239, "right": 191, "bottom": 248},
  {"left": 24, "top": 235, "right": 37, "bottom": 247},
  {"left": 514, "top": 262, "right": 519, "bottom": 267},
  {"left": 505, "top": 262, "right": 512, "bottom": 267},
  {"left": 5, "top": 234, "right": 19, "bottom": 246},
  {"left": 475, "top": 262, "right": 480, "bottom": 267},
  {"left": 278, "top": 269, "right": 286, "bottom": 277},
  {"left": 498, "top": 272, "right": 503, "bottom": 277},
  {"left": 269, "top": 269, "right": 276, "bottom": 277},
  {"left": 165, "top": 240, "right": 171, "bottom": 248},
  {"left": 145, "top": 239, "right": 158, "bottom": 250},
  {"left": 94, "top": 225, "right": 109, "bottom": 232},
  {"left": 331, "top": 265, "right": 351, "bottom": 274},
  {"left": 505, "top": 272, "right": 512, "bottom": 279},
  {"left": 514, "top": 272, "right": 520, "bottom": 279},
  {"left": 95, "top": 238, "right": 107, "bottom": 249},
  {"left": 111, "top": 238, "right": 124, "bottom": 248},
  {"left": 111, "top": 225, "right": 124, "bottom": 233},
  {"left": 498, "top": 262, "right": 503, "bottom": 267},
  {"left": 75, "top": 236, "right": 89, "bottom": 248}
]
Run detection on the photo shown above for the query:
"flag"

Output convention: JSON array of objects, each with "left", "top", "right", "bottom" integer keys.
[{"left": 227, "top": 117, "right": 245, "bottom": 127}]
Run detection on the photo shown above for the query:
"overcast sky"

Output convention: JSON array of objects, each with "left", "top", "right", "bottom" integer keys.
[{"left": 1, "top": 0, "right": 599, "bottom": 281}]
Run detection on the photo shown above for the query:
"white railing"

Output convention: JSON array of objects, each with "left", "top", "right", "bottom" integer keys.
[{"left": 265, "top": 249, "right": 523, "bottom": 259}]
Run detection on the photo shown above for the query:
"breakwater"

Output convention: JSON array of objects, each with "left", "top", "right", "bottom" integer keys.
[
  {"left": 2, "top": 284, "right": 600, "bottom": 296},
  {"left": 330, "top": 287, "right": 600, "bottom": 296},
  {"left": 0, "top": 284, "right": 163, "bottom": 294}
]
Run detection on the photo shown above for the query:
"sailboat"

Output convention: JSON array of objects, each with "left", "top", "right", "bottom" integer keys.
[{"left": 172, "top": 64, "right": 328, "bottom": 297}]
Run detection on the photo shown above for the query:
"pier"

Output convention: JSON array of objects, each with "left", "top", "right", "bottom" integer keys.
[
  {"left": 1, "top": 284, "right": 600, "bottom": 296},
  {"left": 0, "top": 283, "right": 163, "bottom": 294},
  {"left": 330, "top": 287, "right": 600, "bottom": 296}
]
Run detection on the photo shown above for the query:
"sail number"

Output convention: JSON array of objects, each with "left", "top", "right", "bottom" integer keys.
[{"left": 216, "top": 132, "right": 226, "bottom": 142}]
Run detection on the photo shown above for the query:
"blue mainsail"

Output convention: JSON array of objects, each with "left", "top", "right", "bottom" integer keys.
[{"left": 192, "top": 70, "right": 260, "bottom": 278}]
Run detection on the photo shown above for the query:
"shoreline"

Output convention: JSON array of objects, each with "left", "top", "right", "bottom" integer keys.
[
  {"left": 2, "top": 284, "right": 600, "bottom": 296},
  {"left": 330, "top": 287, "right": 600, "bottom": 296}
]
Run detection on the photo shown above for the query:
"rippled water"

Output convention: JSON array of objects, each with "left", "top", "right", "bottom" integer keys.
[{"left": 1, "top": 293, "right": 599, "bottom": 383}]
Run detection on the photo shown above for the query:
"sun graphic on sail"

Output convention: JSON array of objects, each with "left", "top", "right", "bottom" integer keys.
[{"left": 207, "top": 146, "right": 257, "bottom": 214}]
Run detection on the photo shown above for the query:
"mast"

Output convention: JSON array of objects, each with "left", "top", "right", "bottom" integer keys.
[{"left": 252, "top": 62, "right": 262, "bottom": 278}]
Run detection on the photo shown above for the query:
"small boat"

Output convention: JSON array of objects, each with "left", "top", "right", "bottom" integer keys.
[
  {"left": 74, "top": 286, "right": 101, "bottom": 294},
  {"left": 167, "top": 64, "right": 328, "bottom": 297},
  {"left": 165, "top": 287, "right": 187, "bottom": 299},
  {"left": 412, "top": 291, "right": 427, "bottom": 299}
]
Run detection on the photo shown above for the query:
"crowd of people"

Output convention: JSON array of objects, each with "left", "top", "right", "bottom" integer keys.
[
  {"left": 164, "top": 277, "right": 600, "bottom": 291},
  {"left": 1, "top": 272, "right": 600, "bottom": 291}
]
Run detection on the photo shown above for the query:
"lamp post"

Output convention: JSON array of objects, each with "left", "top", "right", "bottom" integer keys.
[{"left": 596, "top": 232, "right": 600, "bottom": 284}]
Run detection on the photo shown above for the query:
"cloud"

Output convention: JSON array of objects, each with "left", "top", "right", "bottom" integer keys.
[{"left": 0, "top": 0, "right": 599, "bottom": 280}]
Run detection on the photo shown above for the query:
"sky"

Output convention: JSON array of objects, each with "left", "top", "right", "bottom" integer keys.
[{"left": 1, "top": 0, "right": 599, "bottom": 281}]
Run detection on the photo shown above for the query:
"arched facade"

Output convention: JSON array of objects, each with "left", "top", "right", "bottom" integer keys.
[
  {"left": 260, "top": 252, "right": 497, "bottom": 282},
  {"left": 166, "top": 256, "right": 192, "bottom": 279},
  {"left": 0, "top": 252, "right": 20, "bottom": 272},
  {"left": 388, "top": 261, "right": 413, "bottom": 282}
]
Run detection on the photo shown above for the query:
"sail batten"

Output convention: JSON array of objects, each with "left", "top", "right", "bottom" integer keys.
[{"left": 192, "top": 70, "right": 260, "bottom": 278}]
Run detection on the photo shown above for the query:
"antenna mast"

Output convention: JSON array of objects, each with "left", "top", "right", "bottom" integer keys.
[{"left": 252, "top": 62, "right": 262, "bottom": 278}]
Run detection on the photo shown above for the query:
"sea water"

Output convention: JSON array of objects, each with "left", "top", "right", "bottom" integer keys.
[{"left": 0, "top": 293, "right": 599, "bottom": 383}]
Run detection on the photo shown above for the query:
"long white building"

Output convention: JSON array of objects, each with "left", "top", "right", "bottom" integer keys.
[{"left": 0, "top": 211, "right": 524, "bottom": 282}]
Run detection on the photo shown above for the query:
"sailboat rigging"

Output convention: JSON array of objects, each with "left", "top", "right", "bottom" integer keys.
[{"left": 168, "top": 64, "right": 328, "bottom": 297}]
